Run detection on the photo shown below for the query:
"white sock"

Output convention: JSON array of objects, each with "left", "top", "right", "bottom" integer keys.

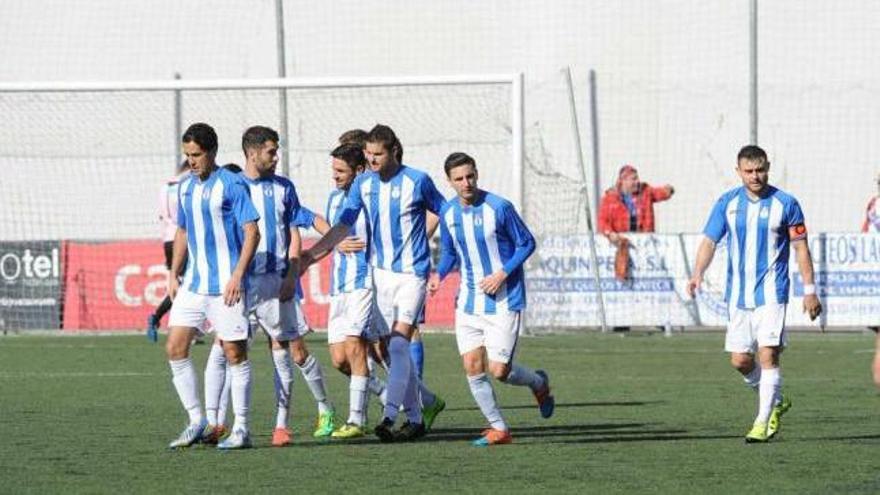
[
  {"left": 743, "top": 365, "right": 761, "bottom": 391},
  {"left": 229, "top": 360, "right": 252, "bottom": 433},
  {"left": 169, "top": 358, "right": 203, "bottom": 425},
  {"left": 468, "top": 373, "right": 508, "bottom": 431},
  {"left": 756, "top": 367, "right": 781, "bottom": 424},
  {"left": 298, "top": 354, "right": 332, "bottom": 415},
  {"left": 272, "top": 349, "right": 294, "bottom": 429},
  {"left": 368, "top": 373, "right": 387, "bottom": 404},
  {"left": 383, "top": 335, "right": 412, "bottom": 421},
  {"left": 204, "top": 343, "right": 226, "bottom": 426},
  {"left": 349, "top": 375, "right": 369, "bottom": 426},
  {"left": 505, "top": 363, "right": 543, "bottom": 391},
  {"left": 403, "top": 364, "right": 423, "bottom": 424},
  {"left": 217, "top": 365, "right": 231, "bottom": 427}
]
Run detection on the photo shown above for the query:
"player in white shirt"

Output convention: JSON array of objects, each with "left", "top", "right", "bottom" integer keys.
[
  {"left": 165, "top": 123, "right": 261, "bottom": 450},
  {"left": 428, "top": 152, "right": 554, "bottom": 446},
  {"left": 301, "top": 124, "right": 446, "bottom": 442},
  {"left": 687, "top": 145, "right": 822, "bottom": 443}
]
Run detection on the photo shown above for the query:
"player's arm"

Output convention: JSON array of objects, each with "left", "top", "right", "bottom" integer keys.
[
  {"left": 311, "top": 213, "right": 331, "bottom": 235},
  {"left": 301, "top": 184, "right": 364, "bottom": 267},
  {"left": 687, "top": 195, "right": 728, "bottom": 298},
  {"left": 651, "top": 183, "right": 675, "bottom": 202},
  {"left": 792, "top": 233, "right": 822, "bottom": 321},
  {"left": 428, "top": 213, "right": 457, "bottom": 296},
  {"left": 426, "top": 211, "right": 440, "bottom": 238},
  {"left": 280, "top": 226, "right": 301, "bottom": 302},
  {"left": 167, "top": 227, "right": 188, "bottom": 300},
  {"left": 224, "top": 181, "right": 261, "bottom": 306},
  {"left": 479, "top": 204, "right": 536, "bottom": 296},
  {"left": 686, "top": 237, "right": 717, "bottom": 298}
]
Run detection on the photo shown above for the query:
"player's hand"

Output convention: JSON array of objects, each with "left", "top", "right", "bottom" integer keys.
[
  {"left": 279, "top": 273, "right": 296, "bottom": 302},
  {"left": 479, "top": 270, "right": 508, "bottom": 295},
  {"left": 427, "top": 273, "right": 441, "bottom": 296},
  {"left": 167, "top": 274, "right": 180, "bottom": 300},
  {"left": 337, "top": 236, "right": 366, "bottom": 254},
  {"left": 803, "top": 294, "right": 822, "bottom": 321},
  {"left": 686, "top": 275, "right": 702, "bottom": 298},
  {"left": 224, "top": 275, "right": 243, "bottom": 306}
]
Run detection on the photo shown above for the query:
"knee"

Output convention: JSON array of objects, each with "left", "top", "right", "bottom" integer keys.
[
  {"left": 165, "top": 338, "right": 187, "bottom": 361},
  {"left": 489, "top": 363, "right": 511, "bottom": 382},
  {"left": 330, "top": 353, "right": 347, "bottom": 372},
  {"left": 730, "top": 354, "right": 753, "bottom": 373}
]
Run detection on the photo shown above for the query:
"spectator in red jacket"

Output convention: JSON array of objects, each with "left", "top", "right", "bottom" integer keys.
[{"left": 598, "top": 164, "right": 674, "bottom": 244}]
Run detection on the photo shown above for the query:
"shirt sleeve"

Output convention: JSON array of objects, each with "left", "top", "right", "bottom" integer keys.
[
  {"left": 436, "top": 212, "right": 458, "bottom": 279},
  {"left": 419, "top": 174, "right": 446, "bottom": 214},
  {"left": 176, "top": 183, "right": 187, "bottom": 228},
  {"left": 702, "top": 195, "right": 729, "bottom": 242},
  {"left": 649, "top": 184, "right": 673, "bottom": 202},
  {"left": 294, "top": 206, "right": 316, "bottom": 229},
  {"left": 230, "top": 179, "right": 260, "bottom": 226},
  {"left": 784, "top": 198, "right": 807, "bottom": 241},
  {"left": 500, "top": 202, "right": 536, "bottom": 275},
  {"left": 337, "top": 176, "right": 364, "bottom": 226}
]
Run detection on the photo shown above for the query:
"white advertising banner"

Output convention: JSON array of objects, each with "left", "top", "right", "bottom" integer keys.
[{"left": 526, "top": 233, "right": 880, "bottom": 329}]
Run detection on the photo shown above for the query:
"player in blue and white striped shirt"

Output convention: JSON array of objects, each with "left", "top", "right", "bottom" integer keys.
[
  {"left": 166, "top": 123, "right": 260, "bottom": 450},
  {"left": 687, "top": 145, "right": 821, "bottom": 443},
  {"left": 301, "top": 124, "right": 445, "bottom": 442},
  {"left": 428, "top": 152, "right": 554, "bottom": 446}
]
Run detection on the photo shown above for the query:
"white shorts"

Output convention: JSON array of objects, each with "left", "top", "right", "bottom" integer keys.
[
  {"left": 372, "top": 268, "right": 426, "bottom": 334},
  {"left": 455, "top": 310, "right": 522, "bottom": 365},
  {"left": 168, "top": 288, "right": 249, "bottom": 342},
  {"left": 327, "top": 288, "right": 374, "bottom": 345},
  {"left": 293, "top": 298, "right": 312, "bottom": 338},
  {"left": 245, "top": 273, "right": 299, "bottom": 342},
  {"left": 725, "top": 303, "right": 788, "bottom": 353}
]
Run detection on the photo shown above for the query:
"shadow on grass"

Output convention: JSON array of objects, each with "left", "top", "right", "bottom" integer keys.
[{"left": 444, "top": 400, "right": 664, "bottom": 413}]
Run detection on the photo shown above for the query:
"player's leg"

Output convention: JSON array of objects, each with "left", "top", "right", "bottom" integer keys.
[
  {"left": 268, "top": 337, "right": 294, "bottom": 446},
  {"left": 165, "top": 289, "right": 207, "bottom": 448},
  {"left": 203, "top": 336, "right": 229, "bottom": 443},
  {"left": 457, "top": 313, "right": 511, "bottom": 446},
  {"left": 747, "top": 304, "right": 788, "bottom": 443},
  {"left": 147, "top": 241, "right": 176, "bottom": 342},
  {"left": 207, "top": 297, "right": 252, "bottom": 450},
  {"left": 410, "top": 324, "right": 425, "bottom": 380}
]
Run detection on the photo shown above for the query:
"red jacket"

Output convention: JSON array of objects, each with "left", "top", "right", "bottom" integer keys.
[{"left": 598, "top": 183, "right": 672, "bottom": 234}]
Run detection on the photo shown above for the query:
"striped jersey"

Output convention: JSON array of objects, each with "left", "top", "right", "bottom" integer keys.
[
  {"left": 338, "top": 165, "right": 446, "bottom": 278},
  {"left": 326, "top": 188, "right": 371, "bottom": 295},
  {"left": 437, "top": 191, "right": 536, "bottom": 314},
  {"left": 177, "top": 167, "right": 260, "bottom": 296},
  {"left": 242, "top": 173, "right": 302, "bottom": 277},
  {"left": 703, "top": 185, "right": 807, "bottom": 309}
]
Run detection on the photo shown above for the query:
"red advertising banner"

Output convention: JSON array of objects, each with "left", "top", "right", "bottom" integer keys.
[{"left": 62, "top": 239, "right": 457, "bottom": 331}]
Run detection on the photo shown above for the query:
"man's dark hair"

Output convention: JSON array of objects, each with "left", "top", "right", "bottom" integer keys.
[
  {"left": 222, "top": 163, "right": 242, "bottom": 174},
  {"left": 444, "top": 152, "right": 476, "bottom": 177},
  {"left": 737, "top": 145, "right": 768, "bottom": 165},
  {"left": 366, "top": 124, "right": 400, "bottom": 156},
  {"left": 242, "top": 125, "right": 280, "bottom": 155},
  {"left": 182, "top": 122, "right": 218, "bottom": 154},
  {"left": 338, "top": 129, "right": 368, "bottom": 148},
  {"left": 331, "top": 143, "right": 367, "bottom": 170}
]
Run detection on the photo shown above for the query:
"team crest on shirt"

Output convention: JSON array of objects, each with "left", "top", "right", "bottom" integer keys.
[
  {"left": 474, "top": 216, "right": 483, "bottom": 226},
  {"left": 263, "top": 185, "right": 274, "bottom": 197},
  {"left": 391, "top": 186, "right": 401, "bottom": 198}
]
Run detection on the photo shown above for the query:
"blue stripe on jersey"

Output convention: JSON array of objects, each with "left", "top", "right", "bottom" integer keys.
[
  {"left": 201, "top": 184, "right": 220, "bottom": 294},
  {"left": 183, "top": 178, "right": 201, "bottom": 291},
  {"left": 774, "top": 225, "right": 788, "bottom": 302},
  {"left": 389, "top": 173, "right": 404, "bottom": 273},
  {"left": 262, "top": 182, "right": 278, "bottom": 274},
  {"left": 754, "top": 196, "right": 771, "bottom": 306},
  {"left": 452, "top": 206, "right": 475, "bottom": 313},
  {"left": 734, "top": 192, "right": 748, "bottom": 309},
  {"left": 369, "top": 176, "right": 384, "bottom": 269},
  {"left": 472, "top": 207, "right": 496, "bottom": 314}
]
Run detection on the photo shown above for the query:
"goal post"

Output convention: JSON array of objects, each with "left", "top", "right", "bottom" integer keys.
[{"left": 0, "top": 74, "right": 524, "bottom": 332}]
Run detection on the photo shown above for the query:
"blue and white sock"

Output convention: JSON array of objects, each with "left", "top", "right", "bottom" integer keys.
[
  {"left": 505, "top": 363, "right": 543, "bottom": 391},
  {"left": 410, "top": 340, "right": 425, "bottom": 380},
  {"left": 383, "top": 334, "right": 412, "bottom": 422}
]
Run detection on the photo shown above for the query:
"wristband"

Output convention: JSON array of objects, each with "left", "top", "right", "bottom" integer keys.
[{"left": 803, "top": 284, "right": 816, "bottom": 296}]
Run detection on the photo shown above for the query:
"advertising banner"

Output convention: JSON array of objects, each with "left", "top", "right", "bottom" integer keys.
[{"left": 0, "top": 241, "right": 63, "bottom": 330}]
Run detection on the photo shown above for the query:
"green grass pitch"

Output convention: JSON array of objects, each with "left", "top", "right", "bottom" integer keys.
[{"left": 1, "top": 331, "right": 878, "bottom": 494}]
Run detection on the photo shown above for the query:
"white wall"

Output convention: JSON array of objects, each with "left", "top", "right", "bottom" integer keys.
[{"left": 1, "top": 0, "right": 877, "bottom": 239}]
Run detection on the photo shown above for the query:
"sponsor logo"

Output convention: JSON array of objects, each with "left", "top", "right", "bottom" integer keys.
[
  {"left": 0, "top": 248, "right": 60, "bottom": 284},
  {"left": 391, "top": 186, "right": 401, "bottom": 199}
]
